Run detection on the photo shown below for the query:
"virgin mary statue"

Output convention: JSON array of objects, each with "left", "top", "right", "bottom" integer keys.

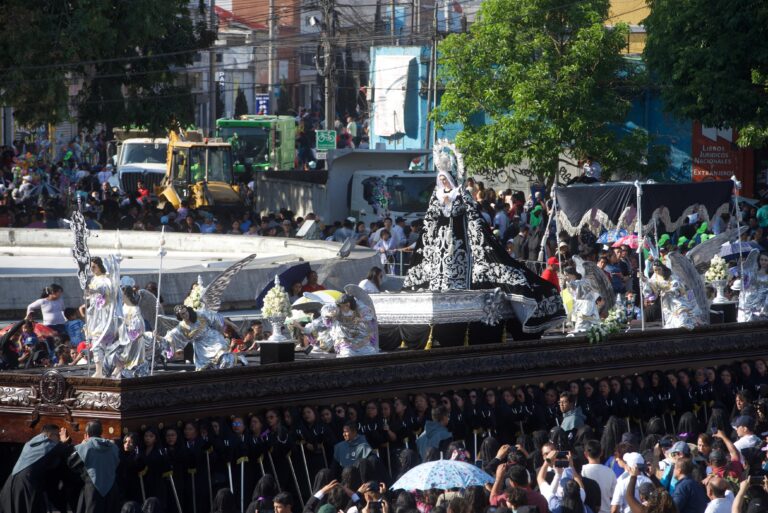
[{"left": 403, "top": 159, "right": 565, "bottom": 333}]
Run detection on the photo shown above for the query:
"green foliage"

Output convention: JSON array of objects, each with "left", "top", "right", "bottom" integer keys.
[
  {"left": 0, "top": 0, "right": 213, "bottom": 134},
  {"left": 234, "top": 88, "right": 249, "bottom": 118},
  {"left": 435, "top": 0, "right": 664, "bottom": 187},
  {"left": 643, "top": 0, "right": 768, "bottom": 147}
]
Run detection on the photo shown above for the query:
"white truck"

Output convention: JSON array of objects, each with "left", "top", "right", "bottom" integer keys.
[
  {"left": 255, "top": 149, "right": 433, "bottom": 225},
  {"left": 109, "top": 130, "right": 168, "bottom": 195}
]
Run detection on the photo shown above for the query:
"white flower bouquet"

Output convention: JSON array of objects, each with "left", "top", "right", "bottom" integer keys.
[
  {"left": 184, "top": 283, "right": 203, "bottom": 310},
  {"left": 704, "top": 255, "right": 727, "bottom": 282},
  {"left": 587, "top": 306, "right": 628, "bottom": 344},
  {"left": 262, "top": 277, "right": 291, "bottom": 318}
]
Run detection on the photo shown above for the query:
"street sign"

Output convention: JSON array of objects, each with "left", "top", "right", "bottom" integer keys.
[
  {"left": 315, "top": 130, "right": 336, "bottom": 151},
  {"left": 254, "top": 94, "right": 270, "bottom": 115},
  {"left": 316, "top": 151, "right": 327, "bottom": 161}
]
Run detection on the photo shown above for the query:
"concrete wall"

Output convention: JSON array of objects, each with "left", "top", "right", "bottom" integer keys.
[{"left": 0, "top": 228, "right": 376, "bottom": 317}]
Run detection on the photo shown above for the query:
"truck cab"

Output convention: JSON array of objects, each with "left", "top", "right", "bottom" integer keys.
[
  {"left": 111, "top": 135, "right": 168, "bottom": 195},
  {"left": 216, "top": 115, "right": 296, "bottom": 173},
  {"left": 159, "top": 140, "right": 243, "bottom": 210},
  {"left": 351, "top": 170, "right": 435, "bottom": 222}
]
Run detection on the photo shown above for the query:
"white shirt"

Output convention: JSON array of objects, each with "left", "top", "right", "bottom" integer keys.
[
  {"left": 704, "top": 496, "right": 733, "bottom": 513},
  {"left": 582, "top": 463, "right": 617, "bottom": 513},
  {"left": 611, "top": 472, "right": 652, "bottom": 513},
  {"left": 734, "top": 434, "right": 761, "bottom": 451},
  {"left": 26, "top": 298, "right": 67, "bottom": 325},
  {"left": 359, "top": 279, "right": 380, "bottom": 294}
]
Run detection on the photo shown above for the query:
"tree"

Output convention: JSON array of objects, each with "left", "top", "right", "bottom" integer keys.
[
  {"left": 644, "top": 0, "right": 768, "bottom": 147},
  {"left": 0, "top": 0, "right": 213, "bottom": 134},
  {"left": 435, "top": 0, "right": 665, "bottom": 188},
  {"left": 234, "top": 88, "right": 249, "bottom": 117}
]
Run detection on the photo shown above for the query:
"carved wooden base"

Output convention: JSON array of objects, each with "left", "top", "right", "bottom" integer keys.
[{"left": 0, "top": 321, "right": 765, "bottom": 443}]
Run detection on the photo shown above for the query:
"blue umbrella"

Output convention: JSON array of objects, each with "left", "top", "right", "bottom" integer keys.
[
  {"left": 597, "top": 229, "right": 628, "bottom": 244},
  {"left": 719, "top": 241, "right": 764, "bottom": 261},
  {"left": 390, "top": 460, "right": 494, "bottom": 491},
  {"left": 254, "top": 262, "right": 312, "bottom": 309}
]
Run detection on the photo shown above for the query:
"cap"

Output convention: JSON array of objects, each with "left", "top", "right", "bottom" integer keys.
[
  {"left": 622, "top": 452, "right": 645, "bottom": 467},
  {"left": 731, "top": 279, "right": 742, "bottom": 291},
  {"left": 547, "top": 256, "right": 559, "bottom": 265},
  {"left": 346, "top": 216, "right": 356, "bottom": 223},
  {"left": 558, "top": 240, "right": 568, "bottom": 248},
  {"left": 732, "top": 415, "right": 755, "bottom": 430},
  {"left": 659, "top": 435, "right": 675, "bottom": 450},
  {"left": 670, "top": 441, "right": 691, "bottom": 456}
]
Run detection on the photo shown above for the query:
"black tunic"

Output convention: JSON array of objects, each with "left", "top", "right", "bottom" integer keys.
[{"left": 0, "top": 441, "right": 71, "bottom": 513}]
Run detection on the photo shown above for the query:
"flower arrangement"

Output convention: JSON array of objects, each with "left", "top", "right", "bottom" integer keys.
[
  {"left": 262, "top": 276, "right": 291, "bottom": 318},
  {"left": 184, "top": 282, "right": 203, "bottom": 310},
  {"left": 704, "top": 255, "right": 727, "bottom": 282},
  {"left": 587, "top": 306, "right": 628, "bottom": 344}
]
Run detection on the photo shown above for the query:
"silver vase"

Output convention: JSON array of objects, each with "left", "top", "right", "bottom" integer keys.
[
  {"left": 711, "top": 279, "right": 728, "bottom": 304},
  {"left": 266, "top": 315, "right": 289, "bottom": 342}
]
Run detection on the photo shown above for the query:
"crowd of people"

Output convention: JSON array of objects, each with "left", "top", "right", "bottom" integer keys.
[{"left": 3, "top": 357, "right": 768, "bottom": 513}]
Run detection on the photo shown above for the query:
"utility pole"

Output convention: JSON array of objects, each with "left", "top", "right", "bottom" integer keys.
[
  {"left": 268, "top": 0, "right": 276, "bottom": 114},
  {"left": 415, "top": 0, "right": 420, "bottom": 35},
  {"left": 391, "top": 0, "right": 396, "bottom": 44},
  {"left": 318, "top": 0, "right": 336, "bottom": 130},
  {"left": 208, "top": 0, "right": 217, "bottom": 135}
]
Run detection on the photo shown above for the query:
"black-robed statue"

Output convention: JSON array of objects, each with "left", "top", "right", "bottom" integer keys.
[{"left": 404, "top": 165, "right": 565, "bottom": 334}]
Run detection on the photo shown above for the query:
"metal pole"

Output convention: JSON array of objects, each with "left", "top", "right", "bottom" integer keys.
[
  {"left": 167, "top": 473, "right": 183, "bottom": 513},
  {"left": 150, "top": 227, "right": 166, "bottom": 376},
  {"left": 206, "top": 451, "right": 214, "bottom": 511},
  {"left": 322, "top": 0, "right": 336, "bottom": 131},
  {"left": 423, "top": 42, "right": 433, "bottom": 154},
  {"left": 240, "top": 459, "right": 245, "bottom": 513},
  {"left": 431, "top": 2, "right": 438, "bottom": 147},
  {"left": 268, "top": 0, "right": 276, "bottom": 114},
  {"left": 391, "top": 0, "right": 396, "bottom": 44},
  {"left": 189, "top": 468, "right": 197, "bottom": 513},
  {"left": 287, "top": 452, "right": 305, "bottom": 507},
  {"left": 731, "top": 177, "right": 745, "bottom": 288},
  {"left": 209, "top": 0, "right": 217, "bottom": 135},
  {"left": 300, "top": 443, "right": 313, "bottom": 495},
  {"left": 227, "top": 462, "right": 234, "bottom": 493},
  {"left": 635, "top": 181, "right": 646, "bottom": 331},
  {"left": 139, "top": 473, "right": 147, "bottom": 503},
  {"left": 267, "top": 450, "right": 282, "bottom": 492}
]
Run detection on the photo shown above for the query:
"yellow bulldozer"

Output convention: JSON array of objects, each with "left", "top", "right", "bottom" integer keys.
[{"left": 157, "top": 124, "right": 245, "bottom": 211}]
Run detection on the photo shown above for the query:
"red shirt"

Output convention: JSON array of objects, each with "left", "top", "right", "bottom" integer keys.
[
  {"left": 541, "top": 268, "right": 560, "bottom": 291},
  {"left": 301, "top": 283, "right": 325, "bottom": 293}
]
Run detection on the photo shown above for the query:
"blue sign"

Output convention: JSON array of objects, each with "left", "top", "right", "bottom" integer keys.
[{"left": 254, "top": 94, "right": 270, "bottom": 114}]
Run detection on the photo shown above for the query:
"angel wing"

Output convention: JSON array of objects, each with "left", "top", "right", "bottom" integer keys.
[
  {"left": 572, "top": 255, "right": 615, "bottom": 314},
  {"left": 687, "top": 226, "right": 748, "bottom": 272},
  {"left": 200, "top": 254, "right": 257, "bottom": 311},
  {"left": 344, "top": 284, "right": 379, "bottom": 347},
  {"left": 667, "top": 251, "right": 709, "bottom": 325},
  {"left": 740, "top": 249, "right": 761, "bottom": 290},
  {"left": 137, "top": 289, "right": 159, "bottom": 330}
]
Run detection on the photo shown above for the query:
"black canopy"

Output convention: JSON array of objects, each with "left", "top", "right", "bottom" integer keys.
[{"left": 554, "top": 181, "right": 733, "bottom": 235}]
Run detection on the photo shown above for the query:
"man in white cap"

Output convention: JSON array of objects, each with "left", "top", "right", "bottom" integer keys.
[{"left": 611, "top": 450, "right": 652, "bottom": 513}]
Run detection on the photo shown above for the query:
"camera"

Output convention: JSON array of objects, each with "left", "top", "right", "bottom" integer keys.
[
  {"left": 635, "top": 463, "right": 647, "bottom": 472},
  {"left": 556, "top": 451, "right": 568, "bottom": 459},
  {"left": 368, "top": 500, "right": 383, "bottom": 513},
  {"left": 554, "top": 460, "right": 570, "bottom": 469}
]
